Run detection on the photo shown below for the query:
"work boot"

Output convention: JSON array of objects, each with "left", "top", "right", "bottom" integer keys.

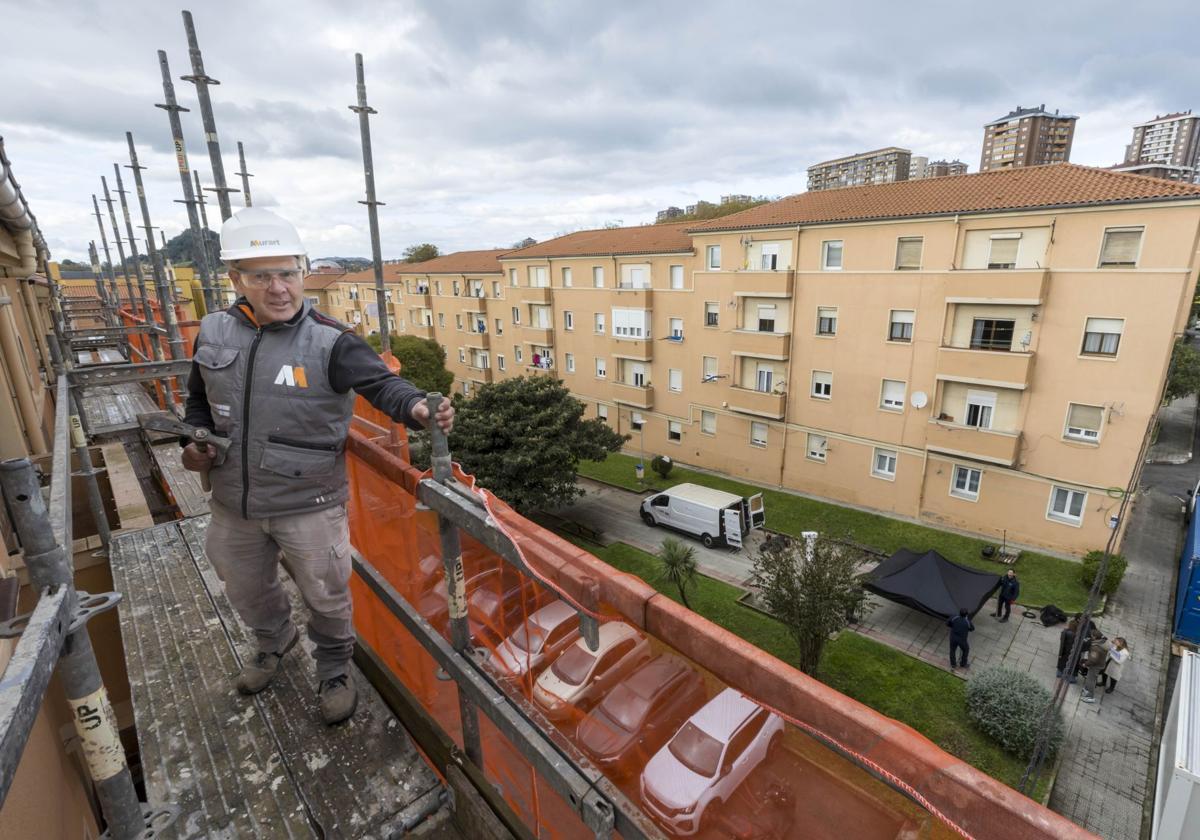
[
  {"left": 236, "top": 625, "right": 300, "bottom": 695},
  {"left": 319, "top": 674, "right": 358, "bottom": 725}
]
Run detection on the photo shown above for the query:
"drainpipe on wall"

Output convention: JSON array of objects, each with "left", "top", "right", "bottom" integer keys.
[
  {"left": 0, "top": 328, "right": 29, "bottom": 459},
  {"left": 19, "top": 275, "right": 54, "bottom": 385},
  {"left": 0, "top": 286, "right": 48, "bottom": 454}
]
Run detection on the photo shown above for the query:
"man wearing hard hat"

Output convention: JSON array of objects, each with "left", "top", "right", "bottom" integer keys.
[{"left": 181, "top": 207, "right": 453, "bottom": 725}]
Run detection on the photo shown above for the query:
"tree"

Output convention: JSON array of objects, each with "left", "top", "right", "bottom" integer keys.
[
  {"left": 164, "top": 228, "right": 222, "bottom": 267},
  {"left": 402, "top": 243, "right": 440, "bottom": 263},
  {"left": 365, "top": 333, "right": 454, "bottom": 394},
  {"left": 751, "top": 534, "right": 871, "bottom": 675},
  {"left": 440, "top": 376, "right": 627, "bottom": 513},
  {"left": 1165, "top": 340, "right": 1200, "bottom": 403},
  {"left": 512, "top": 237, "right": 537, "bottom": 249},
  {"left": 658, "top": 537, "right": 697, "bottom": 608}
]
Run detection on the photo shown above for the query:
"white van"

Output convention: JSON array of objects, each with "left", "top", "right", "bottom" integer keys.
[{"left": 640, "top": 483, "right": 765, "bottom": 549}]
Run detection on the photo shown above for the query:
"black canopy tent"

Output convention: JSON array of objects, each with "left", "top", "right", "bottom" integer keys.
[{"left": 863, "top": 549, "right": 1002, "bottom": 620}]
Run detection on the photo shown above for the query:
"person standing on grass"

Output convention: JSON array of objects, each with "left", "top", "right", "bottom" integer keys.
[
  {"left": 1099, "top": 637, "right": 1131, "bottom": 695},
  {"left": 994, "top": 569, "right": 1020, "bottom": 622},
  {"left": 946, "top": 608, "right": 974, "bottom": 671}
]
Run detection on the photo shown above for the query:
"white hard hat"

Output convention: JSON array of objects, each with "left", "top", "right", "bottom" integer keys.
[{"left": 219, "top": 207, "right": 306, "bottom": 262}]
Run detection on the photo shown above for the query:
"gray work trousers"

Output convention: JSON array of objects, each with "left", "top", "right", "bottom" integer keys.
[{"left": 207, "top": 497, "right": 354, "bottom": 681}]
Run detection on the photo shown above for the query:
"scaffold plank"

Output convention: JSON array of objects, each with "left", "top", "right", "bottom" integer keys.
[
  {"left": 79, "top": 383, "right": 159, "bottom": 435},
  {"left": 148, "top": 442, "right": 209, "bottom": 518}
]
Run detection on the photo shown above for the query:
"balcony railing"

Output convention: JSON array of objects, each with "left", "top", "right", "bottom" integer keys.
[
  {"left": 729, "top": 269, "right": 794, "bottom": 297},
  {"left": 612, "top": 380, "right": 654, "bottom": 409},
  {"left": 613, "top": 287, "right": 653, "bottom": 307},
  {"left": 936, "top": 346, "right": 1033, "bottom": 388},
  {"left": 521, "top": 326, "right": 554, "bottom": 345},
  {"left": 727, "top": 385, "right": 787, "bottom": 419},
  {"left": 944, "top": 269, "right": 1048, "bottom": 302},
  {"left": 731, "top": 329, "right": 791, "bottom": 359},
  {"left": 463, "top": 331, "right": 490, "bottom": 350},
  {"left": 513, "top": 286, "right": 552, "bottom": 304},
  {"left": 925, "top": 419, "right": 1022, "bottom": 466}
]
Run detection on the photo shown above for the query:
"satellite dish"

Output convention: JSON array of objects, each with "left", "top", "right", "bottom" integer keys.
[{"left": 911, "top": 391, "right": 928, "bottom": 409}]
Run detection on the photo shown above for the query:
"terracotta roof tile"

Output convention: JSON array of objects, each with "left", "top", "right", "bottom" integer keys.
[
  {"left": 303, "top": 273, "right": 344, "bottom": 291},
  {"left": 503, "top": 222, "right": 694, "bottom": 259},
  {"left": 341, "top": 250, "right": 510, "bottom": 282},
  {"left": 688, "top": 164, "right": 1200, "bottom": 233}
]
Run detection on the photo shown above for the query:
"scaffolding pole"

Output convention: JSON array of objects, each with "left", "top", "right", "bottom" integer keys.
[
  {"left": 112, "top": 161, "right": 159, "bottom": 336},
  {"left": 349, "top": 53, "right": 389, "bottom": 353},
  {"left": 192, "top": 170, "right": 220, "bottom": 282},
  {"left": 89, "top": 195, "right": 120, "bottom": 324},
  {"left": 235, "top": 140, "right": 253, "bottom": 207},
  {"left": 155, "top": 50, "right": 217, "bottom": 314},
  {"left": 85, "top": 242, "right": 116, "bottom": 332},
  {"left": 180, "top": 9, "right": 236, "bottom": 222},
  {"left": 101, "top": 174, "right": 139, "bottom": 316}
]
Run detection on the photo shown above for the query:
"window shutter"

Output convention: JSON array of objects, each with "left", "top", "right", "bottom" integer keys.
[
  {"left": 1067, "top": 404, "right": 1103, "bottom": 432},
  {"left": 988, "top": 237, "right": 1019, "bottom": 266},
  {"left": 882, "top": 380, "right": 905, "bottom": 406},
  {"left": 1100, "top": 229, "right": 1142, "bottom": 266},
  {"left": 1085, "top": 317, "right": 1123, "bottom": 334},
  {"left": 896, "top": 237, "right": 923, "bottom": 269},
  {"left": 892, "top": 309, "right": 915, "bottom": 324}
]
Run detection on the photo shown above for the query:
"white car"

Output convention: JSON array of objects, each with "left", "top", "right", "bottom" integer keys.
[
  {"left": 532, "top": 622, "right": 651, "bottom": 720},
  {"left": 488, "top": 600, "right": 581, "bottom": 683},
  {"left": 639, "top": 688, "right": 784, "bottom": 836}
]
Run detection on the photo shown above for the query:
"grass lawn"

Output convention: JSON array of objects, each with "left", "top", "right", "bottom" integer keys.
[
  {"left": 572, "top": 537, "right": 1042, "bottom": 796},
  {"left": 577, "top": 452, "right": 1090, "bottom": 612}
]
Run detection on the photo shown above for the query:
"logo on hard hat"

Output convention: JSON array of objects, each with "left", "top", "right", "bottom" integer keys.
[{"left": 250, "top": 239, "right": 282, "bottom": 247}]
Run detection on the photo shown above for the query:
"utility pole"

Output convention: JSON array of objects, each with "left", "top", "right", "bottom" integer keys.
[
  {"left": 100, "top": 176, "right": 137, "bottom": 315},
  {"left": 90, "top": 194, "right": 119, "bottom": 321},
  {"left": 155, "top": 49, "right": 217, "bottom": 313},
  {"left": 349, "top": 53, "right": 389, "bottom": 353},
  {"left": 180, "top": 10, "right": 236, "bottom": 222},
  {"left": 235, "top": 140, "right": 253, "bottom": 207}
]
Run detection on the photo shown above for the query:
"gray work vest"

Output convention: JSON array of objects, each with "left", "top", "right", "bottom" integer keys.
[{"left": 194, "top": 300, "right": 355, "bottom": 519}]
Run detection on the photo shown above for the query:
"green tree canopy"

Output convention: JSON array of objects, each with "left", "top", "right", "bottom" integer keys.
[
  {"left": 437, "top": 375, "right": 627, "bottom": 513},
  {"left": 164, "top": 228, "right": 222, "bottom": 267},
  {"left": 366, "top": 333, "right": 454, "bottom": 394},
  {"left": 751, "top": 534, "right": 871, "bottom": 674},
  {"left": 403, "top": 243, "right": 440, "bottom": 263},
  {"left": 1165, "top": 340, "right": 1200, "bottom": 403}
]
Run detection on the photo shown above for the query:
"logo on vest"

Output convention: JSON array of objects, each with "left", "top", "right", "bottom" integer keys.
[{"left": 273, "top": 365, "right": 308, "bottom": 388}]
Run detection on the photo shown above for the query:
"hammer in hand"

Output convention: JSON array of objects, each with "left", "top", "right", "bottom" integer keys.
[{"left": 138, "top": 412, "right": 231, "bottom": 491}]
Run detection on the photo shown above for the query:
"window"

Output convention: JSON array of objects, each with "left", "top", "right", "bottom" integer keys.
[
  {"left": 1081, "top": 317, "right": 1122, "bottom": 356},
  {"left": 668, "top": 420, "right": 682, "bottom": 442},
  {"left": 970, "top": 318, "right": 1014, "bottom": 351},
  {"left": 702, "top": 356, "right": 718, "bottom": 381},
  {"left": 1065, "top": 403, "right": 1103, "bottom": 441},
  {"left": 806, "top": 433, "right": 827, "bottom": 461},
  {"left": 700, "top": 410, "right": 716, "bottom": 435},
  {"left": 458, "top": 349, "right": 466, "bottom": 363},
  {"left": 811, "top": 370, "right": 832, "bottom": 399},
  {"left": 452, "top": 281, "right": 460, "bottom": 296},
  {"left": 593, "top": 266, "right": 604, "bottom": 288},
  {"left": 895, "top": 237, "right": 923, "bottom": 270},
  {"left": 509, "top": 268, "right": 518, "bottom": 286},
  {"left": 385, "top": 289, "right": 393, "bottom": 302},
  {"left": 495, "top": 317, "right": 503, "bottom": 335},
  {"left": 492, "top": 280, "right": 501, "bottom": 297},
  {"left": 760, "top": 243, "right": 779, "bottom": 270},
  {"left": 530, "top": 266, "right": 549, "bottom": 287},
  {"left": 564, "top": 311, "right": 574, "bottom": 330},
  {"left": 455, "top": 314, "right": 463, "bottom": 331},
  {"left": 561, "top": 266, "right": 573, "bottom": 287},
  {"left": 750, "top": 422, "right": 768, "bottom": 447},
  {"left": 669, "top": 317, "right": 684, "bottom": 339},
  {"left": 881, "top": 379, "right": 906, "bottom": 411},
  {"left": 498, "top": 354, "right": 506, "bottom": 371},
  {"left": 598, "top": 404, "right": 608, "bottom": 421},
  {"left": 755, "top": 363, "right": 773, "bottom": 393},
  {"left": 816, "top": 306, "right": 836, "bottom": 336},
  {"left": 822, "top": 240, "right": 843, "bottom": 270},
  {"left": 987, "top": 233, "right": 1020, "bottom": 269},
  {"left": 888, "top": 310, "right": 914, "bottom": 342},
  {"left": 612, "top": 308, "right": 650, "bottom": 339},
  {"left": 1099, "top": 227, "right": 1142, "bottom": 267},
  {"left": 668, "top": 369, "right": 682, "bottom": 392},
  {"left": 1048, "top": 486, "right": 1086, "bottom": 525},
  {"left": 349, "top": 285, "right": 360, "bottom": 300},
  {"left": 511, "top": 306, "right": 521, "bottom": 325},
  {"left": 964, "top": 390, "right": 996, "bottom": 429},
  {"left": 594, "top": 313, "right": 605, "bottom": 333},
  {"left": 951, "top": 466, "right": 981, "bottom": 500},
  {"left": 757, "top": 304, "right": 777, "bottom": 333},
  {"left": 565, "top": 353, "right": 575, "bottom": 373},
  {"left": 437, "top": 313, "right": 445, "bottom": 328},
  {"left": 707, "top": 245, "right": 721, "bottom": 270},
  {"left": 515, "top": 345, "right": 523, "bottom": 363},
  {"left": 670, "top": 264, "right": 684, "bottom": 289},
  {"left": 631, "top": 412, "right": 644, "bottom": 431},
  {"left": 705, "top": 302, "right": 719, "bottom": 327},
  {"left": 595, "top": 357, "right": 606, "bottom": 378},
  {"left": 462, "top": 381, "right": 470, "bottom": 396},
  {"left": 629, "top": 362, "right": 647, "bottom": 387},
  {"left": 872, "top": 448, "right": 897, "bottom": 480},
  {"left": 623, "top": 265, "right": 650, "bottom": 289}
]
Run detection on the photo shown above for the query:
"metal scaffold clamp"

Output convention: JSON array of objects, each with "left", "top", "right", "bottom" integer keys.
[{"left": 0, "top": 589, "right": 123, "bottom": 640}]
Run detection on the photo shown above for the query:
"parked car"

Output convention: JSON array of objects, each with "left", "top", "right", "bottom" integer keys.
[
  {"left": 467, "top": 573, "right": 553, "bottom": 647},
  {"left": 487, "top": 600, "right": 581, "bottom": 683},
  {"left": 640, "top": 688, "right": 784, "bottom": 836},
  {"left": 532, "top": 622, "right": 652, "bottom": 720},
  {"left": 576, "top": 654, "right": 707, "bottom": 777},
  {"left": 417, "top": 563, "right": 514, "bottom": 632},
  {"left": 640, "top": 483, "right": 764, "bottom": 549}
]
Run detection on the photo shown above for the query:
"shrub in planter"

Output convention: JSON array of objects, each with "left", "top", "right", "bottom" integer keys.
[
  {"left": 650, "top": 454, "right": 673, "bottom": 479},
  {"left": 1079, "top": 551, "right": 1127, "bottom": 597},
  {"left": 966, "top": 667, "right": 1063, "bottom": 759}
]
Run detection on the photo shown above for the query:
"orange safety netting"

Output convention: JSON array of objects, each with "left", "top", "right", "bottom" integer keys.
[{"left": 345, "top": 385, "right": 968, "bottom": 840}]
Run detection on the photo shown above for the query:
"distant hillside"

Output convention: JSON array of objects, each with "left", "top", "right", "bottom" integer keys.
[
  {"left": 314, "top": 257, "right": 372, "bottom": 272},
  {"left": 654, "top": 197, "right": 771, "bottom": 224}
]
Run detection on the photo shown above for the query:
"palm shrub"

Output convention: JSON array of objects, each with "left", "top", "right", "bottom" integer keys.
[
  {"left": 658, "top": 536, "right": 697, "bottom": 608},
  {"left": 966, "top": 667, "right": 1063, "bottom": 759}
]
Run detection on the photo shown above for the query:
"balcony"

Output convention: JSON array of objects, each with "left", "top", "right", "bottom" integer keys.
[
  {"left": 936, "top": 346, "right": 1033, "bottom": 389},
  {"left": 514, "top": 286, "right": 552, "bottom": 304},
  {"left": 521, "top": 326, "right": 554, "bottom": 346},
  {"left": 609, "top": 336, "right": 653, "bottom": 362},
  {"left": 944, "top": 269, "right": 1048, "bottom": 303},
  {"left": 731, "top": 329, "right": 790, "bottom": 360},
  {"left": 612, "top": 381, "right": 654, "bottom": 409},
  {"left": 465, "top": 365, "right": 494, "bottom": 384},
  {"left": 406, "top": 322, "right": 434, "bottom": 339},
  {"left": 730, "top": 269, "right": 794, "bottom": 298},
  {"left": 613, "top": 286, "right": 653, "bottom": 307},
  {"left": 463, "top": 331, "right": 490, "bottom": 350},
  {"left": 925, "top": 420, "right": 1022, "bottom": 466},
  {"left": 727, "top": 386, "right": 786, "bottom": 419}
]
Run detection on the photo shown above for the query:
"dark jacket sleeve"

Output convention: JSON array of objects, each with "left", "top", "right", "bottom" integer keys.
[
  {"left": 180, "top": 354, "right": 215, "bottom": 446},
  {"left": 328, "top": 332, "right": 427, "bottom": 431}
]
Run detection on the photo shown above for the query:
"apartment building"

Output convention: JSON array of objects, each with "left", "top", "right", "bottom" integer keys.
[
  {"left": 436, "top": 166, "right": 1200, "bottom": 556},
  {"left": 807, "top": 147, "right": 912, "bottom": 191},
  {"left": 980, "top": 105, "right": 1077, "bottom": 171},
  {"left": 1112, "top": 110, "right": 1200, "bottom": 183}
]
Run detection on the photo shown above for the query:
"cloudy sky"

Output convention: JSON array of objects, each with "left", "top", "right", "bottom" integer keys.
[{"left": 4, "top": 0, "right": 1198, "bottom": 263}]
